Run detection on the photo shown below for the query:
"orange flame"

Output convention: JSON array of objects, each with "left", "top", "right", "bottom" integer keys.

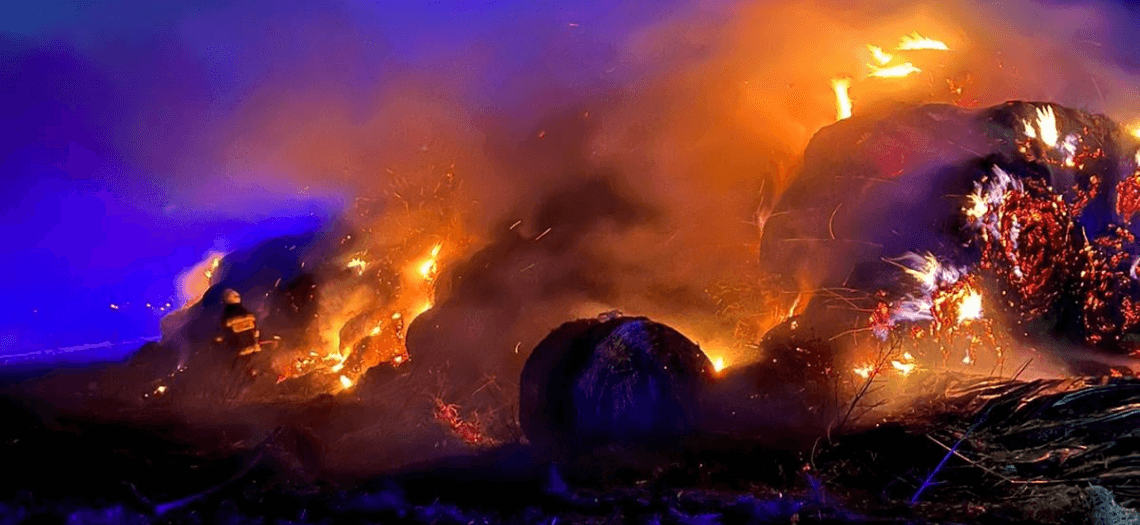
[
  {"left": 1025, "top": 105, "right": 1059, "bottom": 148},
  {"left": 347, "top": 257, "right": 367, "bottom": 275},
  {"left": 832, "top": 78, "right": 852, "bottom": 121},
  {"left": 712, "top": 356, "right": 726, "bottom": 373},
  {"left": 867, "top": 62, "right": 921, "bottom": 78},
  {"left": 867, "top": 44, "right": 894, "bottom": 65},
  {"left": 957, "top": 288, "right": 984, "bottom": 324},
  {"left": 896, "top": 32, "right": 949, "bottom": 51},
  {"left": 418, "top": 243, "right": 443, "bottom": 281},
  {"left": 964, "top": 193, "right": 988, "bottom": 221}
]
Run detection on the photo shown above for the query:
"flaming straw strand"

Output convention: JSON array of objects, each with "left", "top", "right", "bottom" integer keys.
[
  {"left": 896, "top": 31, "right": 949, "bottom": 51},
  {"left": 832, "top": 78, "right": 852, "bottom": 121}
]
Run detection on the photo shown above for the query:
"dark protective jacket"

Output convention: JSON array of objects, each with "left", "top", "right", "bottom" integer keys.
[{"left": 219, "top": 303, "right": 260, "bottom": 356}]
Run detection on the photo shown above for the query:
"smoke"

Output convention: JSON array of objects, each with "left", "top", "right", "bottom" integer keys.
[
  {"left": 199, "top": 0, "right": 1140, "bottom": 368},
  {"left": 7, "top": 0, "right": 1140, "bottom": 369}
]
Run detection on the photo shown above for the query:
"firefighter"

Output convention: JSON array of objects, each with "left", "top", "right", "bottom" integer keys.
[{"left": 217, "top": 289, "right": 260, "bottom": 354}]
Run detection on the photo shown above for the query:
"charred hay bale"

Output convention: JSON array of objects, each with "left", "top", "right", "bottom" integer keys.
[{"left": 519, "top": 316, "right": 715, "bottom": 455}]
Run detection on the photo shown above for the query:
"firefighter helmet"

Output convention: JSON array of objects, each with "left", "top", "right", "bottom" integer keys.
[{"left": 222, "top": 289, "right": 242, "bottom": 305}]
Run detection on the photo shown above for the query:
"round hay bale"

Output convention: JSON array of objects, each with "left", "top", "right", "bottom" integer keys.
[{"left": 520, "top": 316, "right": 714, "bottom": 455}]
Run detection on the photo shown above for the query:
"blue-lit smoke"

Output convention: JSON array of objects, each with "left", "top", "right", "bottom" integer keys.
[{"left": 0, "top": 0, "right": 692, "bottom": 360}]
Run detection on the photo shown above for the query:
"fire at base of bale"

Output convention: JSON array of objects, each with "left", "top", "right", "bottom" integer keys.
[{"left": 519, "top": 316, "right": 715, "bottom": 462}]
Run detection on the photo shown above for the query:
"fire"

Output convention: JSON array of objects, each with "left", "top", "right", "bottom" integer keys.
[
  {"left": 176, "top": 251, "right": 228, "bottom": 306},
  {"left": 418, "top": 243, "right": 443, "bottom": 281},
  {"left": 1023, "top": 119, "right": 1037, "bottom": 139},
  {"left": 204, "top": 255, "right": 223, "bottom": 281},
  {"left": 712, "top": 356, "right": 726, "bottom": 373},
  {"left": 853, "top": 364, "right": 874, "bottom": 379},
  {"left": 370, "top": 323, "right": 383, "bottom": 336},
  {"left": 957, "top": 289, "right": 984, "bottom": 324},
  {"left": 965, "top": 194, "right": 988, "bottom": 221},
  {"left": 339, "top": 375, "right": 353, "bottom": 389},
  {"left": 832, "top": 78, "right": 852, "bottom": 121},
  {"left": 867, "top": 62, "right": 921, "bottom": 79},
  {"left": 1025, "top": 105, "right": 1059, "bottom": 149},
  {"left": 896, "top": 31, "right": 949, "bottom": 51},
  {"left": 890, "top": 359, "right": 917, "bottom": 376},
  {"left": 415, "top": 299, "right": 434, "bottom": 318},
  {"left": 899, "top": 252, "right": 945, "bottom": 292},
  {"left": 867, "top": 44, "right": 893, "bottom": 65},
  {"left": 347, "top": 257, "right": 367, "bottom": 275}
]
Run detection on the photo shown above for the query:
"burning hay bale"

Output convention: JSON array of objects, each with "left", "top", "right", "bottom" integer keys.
[
  {"left": 519, "top": 315, "right": 715, "bottom": 458},
  {"left": 762, "top": 100, "right": 1140, "bottom": 361}
]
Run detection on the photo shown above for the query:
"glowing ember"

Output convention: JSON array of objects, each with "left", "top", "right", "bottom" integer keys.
[
  {"left": 1116, "top": 172, "right": 1140, "bottom": 222},
  {"left": 832, "top": 78, "right": 852, "bottom": 121},
  {"left": 433, "top": 398, "right": 494, "bottom": 446},
  {"left": 867, "top": 62, "right": 921, "bottom": 78},
  {"left": 109, "top": 304, "right": 119, "bottom": 310},
  {"left": 896, "top": 31, "right": 949, "bottom": 51},
  {"left": 339, "top": 375, "right": 353, "bottom": 389},
  {"left": 867, "top": 44, "right": 893, "bottom": 65},
  {"left": 155, "top": 385, "right": 167, "bottom": 394},
  {"left": 370, "top": 323, "right": 383, "bottom": 336}
]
